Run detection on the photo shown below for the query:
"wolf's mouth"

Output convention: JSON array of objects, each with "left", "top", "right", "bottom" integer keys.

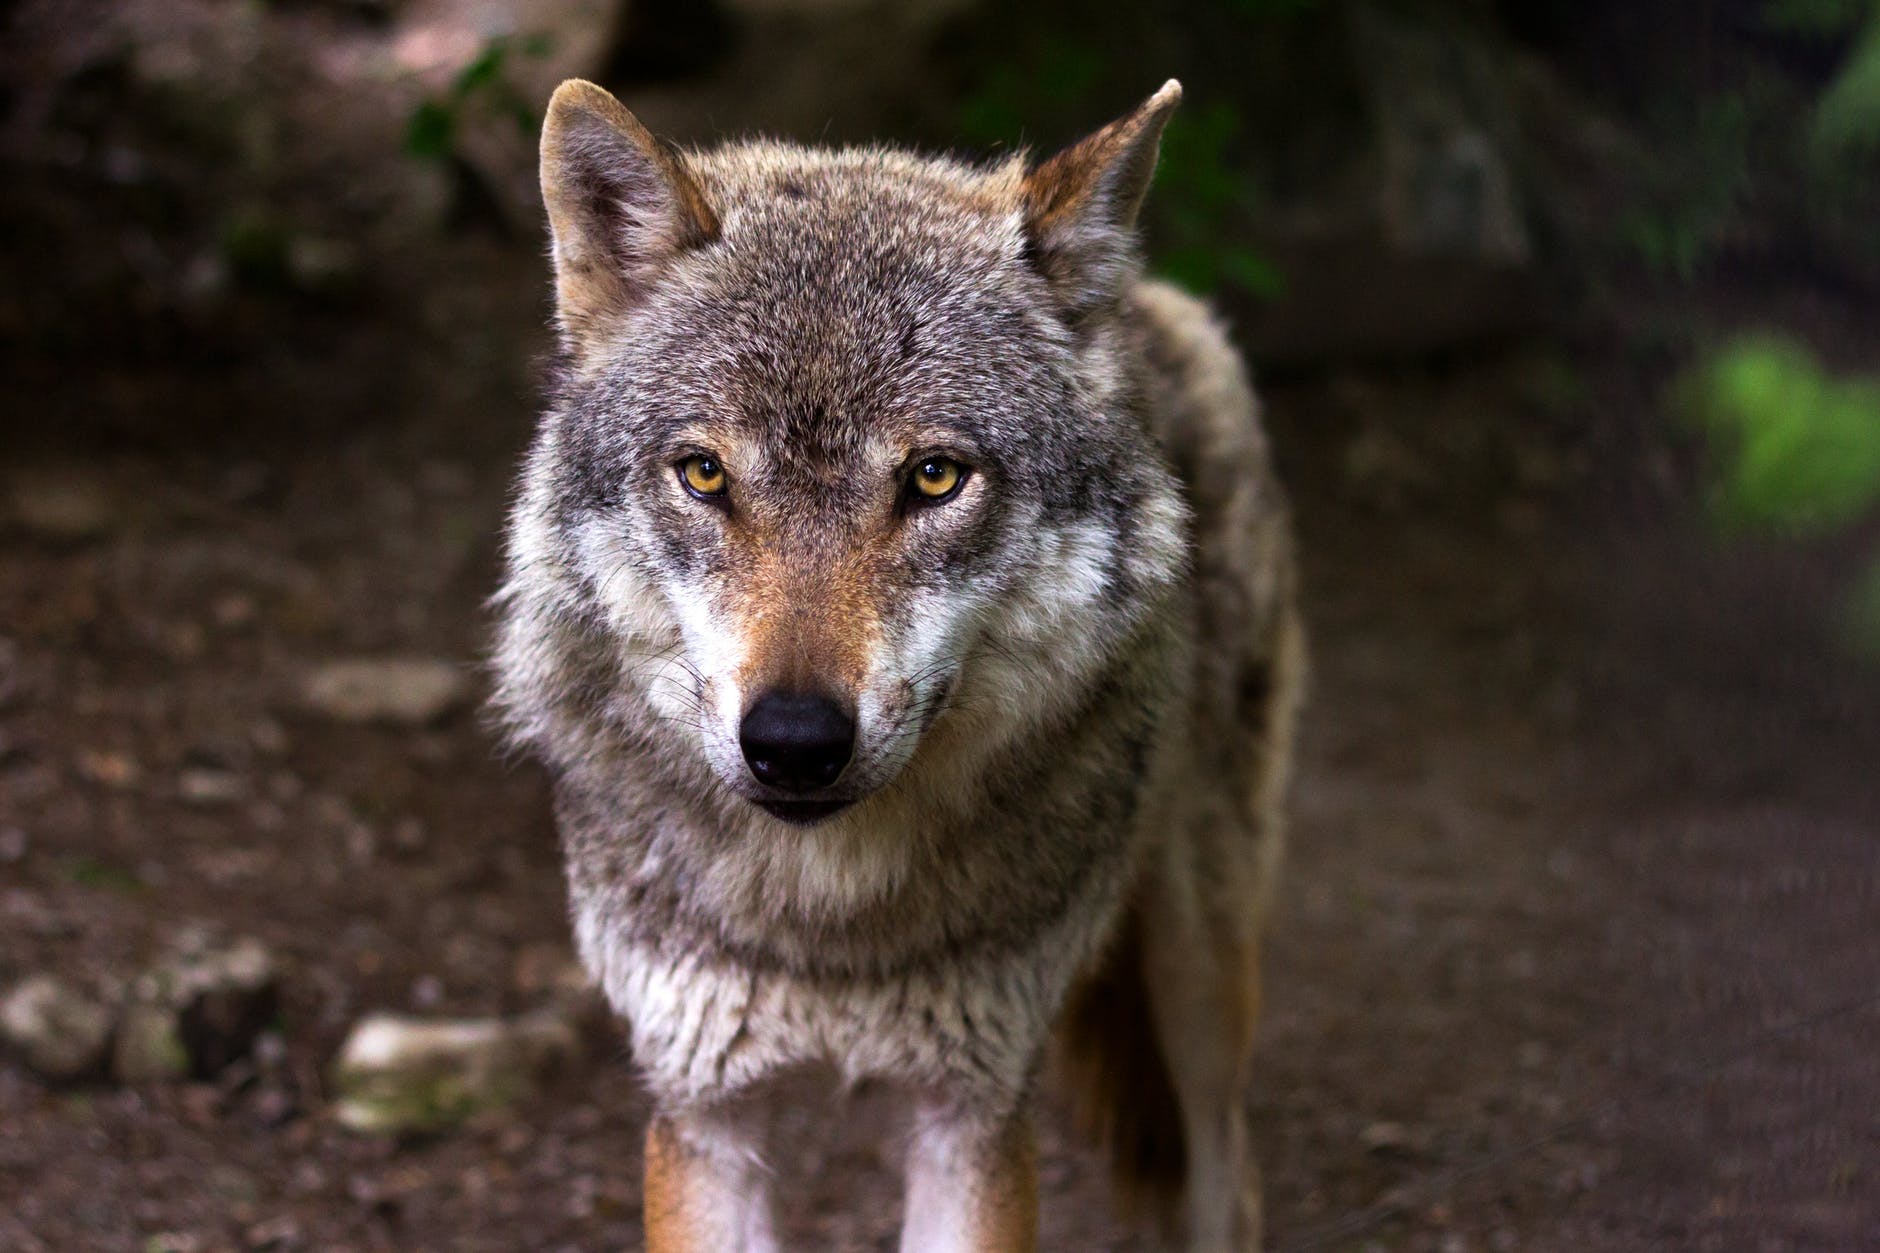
[{"left": 755, "top": 797, "right": 856, "bottom": 826}]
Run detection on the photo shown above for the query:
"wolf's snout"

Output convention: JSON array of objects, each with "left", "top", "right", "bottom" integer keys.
[{"left": 739, "top": 691, "right": 855, "bottom": 793}]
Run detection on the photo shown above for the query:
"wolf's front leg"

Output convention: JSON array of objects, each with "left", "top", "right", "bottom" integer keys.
[
  {"left": 643, "top": 1110, "right": 778, "bottom": 1253},
  {"left": 900, "top": 1101, "right": 1038, "bottom": 1253}
]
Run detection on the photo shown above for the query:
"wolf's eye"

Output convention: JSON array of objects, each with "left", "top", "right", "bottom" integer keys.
[
  {"left": 910, "top": 457, "right": 966, "bottom": 503},
  {"left": 678, "top": 455, "right": 728, "bottom": 499}
]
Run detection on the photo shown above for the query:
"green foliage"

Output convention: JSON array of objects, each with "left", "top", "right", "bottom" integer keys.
[
  {"left": 403, "top": 33, "right": 553, "bottom": 163},
  {"left": 1842, "top": 554, "right": 1880, "bottom": 657},
  {"left": 1620, "top": 95, "right": 1752, "bottom": 281},
  {"left": 1810, "top": 13, "right": 1880, "bottom": 156},
  {"left": 1154, "top": 101, "right": 1285, "bottom": 299},
  {"left": 1616, "top": 4, "right": 1880, "bottom": 279},
  {"left": 1684, "top": 334, "right": 1880, "bottom": 655},
  {"left": 1683, "top": 335, "right": 1880, "bottom": 537},
  {"left": 1221, "top": 0, "right": 1321, "bottom": 15},
  {"left": 954, "top": 33, "right": 1285, "bottom": 302},
  {"left": 61, "top": 853, "right": 145, "bottom": 893},
  {"left": 1764, "top": 0, "right": 1869, "bottom": 37},
  {"left": 1764, "top": 0, "right": 1880, "bottom": 158},
  {"left": 954, "top": 42, "right": 1103, "bottom": 148},
  {"left": 220, "top": 210, "right": 293, "bottom": 291}
]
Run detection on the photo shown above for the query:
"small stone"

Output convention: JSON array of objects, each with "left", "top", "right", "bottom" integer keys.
[
  {"left": 247, "top": 1084, "right": 299, "bottom": 1130},
  {"left": 409, "top": 975, "right": 444, "bottom": 1009},
  {"left": 144, "top": 1233, "right": 203, "bottom": 1253},
  {"left": 244, "top": 1214, "right": 301, "bottom": 1249},
  {"left": 212, "top": 593, "right": 259, "bottom": 630},
  {"left": 388, "top": 817, "right": 427, "bottom": 855},
  {"left": 178, "top": 769, "right": 247, "bottom": 807},
  {"left": 6, "top": 469, "right": 115, "bottom": 541},
  {"left": 331, "top": 1010, "right": 583, "bottom": 1135},
  {"left": 0, "top": 975, "right": 115, "bottom": 1081},
  {"left": 219, "top": 462, "right": 275, "bottom": 506},
  {"left": 113, "top": 1001, "right": 191, "bottom": 1083},
  {"left": 0, "top": 827, "right": 26, "bottom": 863},
  {"left": 1342, "top": 427, "right": 1435, "bottom": 511},
  {"left": 116, "top": 935, "right": 280, "bottom": 1082},
  {"left": 76, "top": 748, "right": 142, "bottom": 789},
  {"left": 511, "top": 944, "right": 596, "bottom": 1005},
  {"left": 286, "top": 236, "right": 361, "bottom": 298},
  {"left": 418, "top": 460, "right": 473, "bottom": 496},
  {"left": 299, "top": 658, "right": 469, "bottom": 726},
  {"left": 250, "top": 720, "right": 290, "bottom": 757},
  {"left": 253, "top": 1030, "right": 288, "bottom": 1070},
  {"left": 1359, "top": 1120, "right": 1420, "bottom": 1156}
]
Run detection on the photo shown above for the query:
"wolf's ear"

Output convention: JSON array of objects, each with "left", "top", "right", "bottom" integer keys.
[
  {"left": 539, "top": 79, "right": 718, "bottom": 347},
  {"left": 1021, "top": 79, "right": 1181, "bottom": 316}
]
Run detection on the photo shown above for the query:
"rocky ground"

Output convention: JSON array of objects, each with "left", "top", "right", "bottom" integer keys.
[
  {"left": 6, "top": 328, "right": 1877, "bottom": 1250},
  {"left": 4, "top": 1, "right": 1879, "bottom": 1250}
]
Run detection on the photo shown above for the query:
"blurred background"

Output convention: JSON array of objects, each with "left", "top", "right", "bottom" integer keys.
[{"left": 2, "top": 0, "right": 1878, "bottom": 1248}]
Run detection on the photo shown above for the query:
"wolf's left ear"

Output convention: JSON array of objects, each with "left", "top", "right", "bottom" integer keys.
[
  {"left": 1021, "top": 79, "right": 1181, "bottom": 316},
  {"left": 539, "top": 79, "right": 719, "bottom": 349}
]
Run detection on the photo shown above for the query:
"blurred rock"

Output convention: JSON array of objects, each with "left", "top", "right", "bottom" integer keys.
[
  {"left": 75, "top": 748, "right": 142, "bottom": 789},
  {"left": 117, "top": 934, "right": 281, "bottom": 1082},
  {"left": 511, "top": 943, "right": 595, "bottom": 1004},
  {"left": 0, "top": 975, "right": 115, "bottom": 1081},
  {"left": 1219, "top": 3, "right": 1590, "bottom": 363},
  {"left": 286, "top": 236, "right": 363, "bottom": 300},
  {"left": 177, "top": 768, "right": 247, "bottom": 807},
  {"left": 1342, "top": 426, "right": 1437, "bottom": 511},
  {"left": 332, "top": 1009, "right": 583, "bottom": 1134},
  {"left": 5, "top": 469, "right": 116, "bottom": 542},
  {"left": 112, "top": 1001, "right": 191, "bottom": 1083},
  {"left": 1352, "top": 6, "right": 1531, "bottom": 268},
  {"left": 299, "top": 658, "right": 469, "bottom": 725},
  {"left": 1359, "top": 1119, "right": 1431, "bottom": 1158}
]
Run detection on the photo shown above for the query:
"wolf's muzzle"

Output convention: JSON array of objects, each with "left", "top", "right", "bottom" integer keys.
[{"left": 739, "top": 690, "right": 855, "bottom": 794}]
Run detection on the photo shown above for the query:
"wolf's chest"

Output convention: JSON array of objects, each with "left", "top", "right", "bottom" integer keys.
[{"left": 578, "top": 903, "right": 1114, "bottom": 1109}]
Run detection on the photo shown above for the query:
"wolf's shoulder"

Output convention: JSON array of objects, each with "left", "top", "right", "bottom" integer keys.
[{"left": 1126, "top": 278, "right": 1273, "bottom": 496}]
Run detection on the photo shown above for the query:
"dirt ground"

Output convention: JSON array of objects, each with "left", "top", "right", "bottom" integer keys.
[
  {"left": 6, "top": 275, "right": 1878, "bottom": 1252},
  {"left": 4, "top": 3, "right": 1880, "bottom": 1250}
]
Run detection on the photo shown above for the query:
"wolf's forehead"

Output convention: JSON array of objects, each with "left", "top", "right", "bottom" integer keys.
[{"left": 662, "top": 213, "right": 1033, "bottom": 425}]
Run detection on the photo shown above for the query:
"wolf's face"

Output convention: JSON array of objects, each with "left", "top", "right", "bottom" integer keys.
[{"left": 516, "top": 82, "right": 1189, "bottom": 827}]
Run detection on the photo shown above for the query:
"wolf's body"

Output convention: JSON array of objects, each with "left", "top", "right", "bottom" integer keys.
[{"left": 493, "top": 78, "right": 1303, "bottom": 1252}]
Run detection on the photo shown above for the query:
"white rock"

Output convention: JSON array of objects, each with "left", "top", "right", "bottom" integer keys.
[
  {"left": 299, "top": 658, "right": 469, "bottom": 725},
  {"left": 1, "top": 975, "right": 114, "bottom": 1081},
  {"left": 332, "top": 1010, "right": 582, "bottom": 1134}
]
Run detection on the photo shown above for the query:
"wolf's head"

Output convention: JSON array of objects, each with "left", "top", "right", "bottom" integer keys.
[{"left": 502, "top": 80, "right": 1190, "bottom": 829}]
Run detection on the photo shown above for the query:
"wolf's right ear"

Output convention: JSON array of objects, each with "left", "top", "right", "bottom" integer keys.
[{"left": 539, "top": 80, "right": 718, "bottom": 348}]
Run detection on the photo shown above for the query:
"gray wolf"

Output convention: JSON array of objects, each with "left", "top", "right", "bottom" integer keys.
[{"left": 492, "top": 75, "right": 1304, "bottom": 1252}]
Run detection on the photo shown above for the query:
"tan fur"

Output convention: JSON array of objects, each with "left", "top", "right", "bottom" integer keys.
[
  {"left": 1025, "top": 79, "right": 1182, "bottom": 234},
  {"left": 902, "top": 1109, "right": 1040, "bottom": 1253},
  {"left": 728, "top": 522, "right": 888, "bottom": 697},
  {"left": 643, "top": 1117, "right": 709, "bottom": 1253},
  {"left": 972, "top": 1114, "right": 1041, "bottom": 1253}
]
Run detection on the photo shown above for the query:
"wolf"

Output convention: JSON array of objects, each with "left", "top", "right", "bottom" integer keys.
[{"left": 492, "top": 75, "right": 1305, "bottom": 1252}]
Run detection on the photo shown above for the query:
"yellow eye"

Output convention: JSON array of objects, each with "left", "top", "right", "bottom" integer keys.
[
  {"left": 679, "top": 455, "right": 727, "bottom": 498},
  {"left": 911, "top": 457, "right": 965, "bottom": 501}
]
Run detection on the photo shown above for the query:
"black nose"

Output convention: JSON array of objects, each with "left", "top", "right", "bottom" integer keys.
[{"left": 739, "top": 691, "right": 855, "bottom": 793}]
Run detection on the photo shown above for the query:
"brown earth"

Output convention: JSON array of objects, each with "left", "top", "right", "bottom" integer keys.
[{"left": 6, "top": 283, "right": 1877, "bottom": 1249}]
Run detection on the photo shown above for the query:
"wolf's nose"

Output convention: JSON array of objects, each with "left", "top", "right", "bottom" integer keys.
[{"left": 740, "top": 691, "right": 855, "bottom": 793}]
